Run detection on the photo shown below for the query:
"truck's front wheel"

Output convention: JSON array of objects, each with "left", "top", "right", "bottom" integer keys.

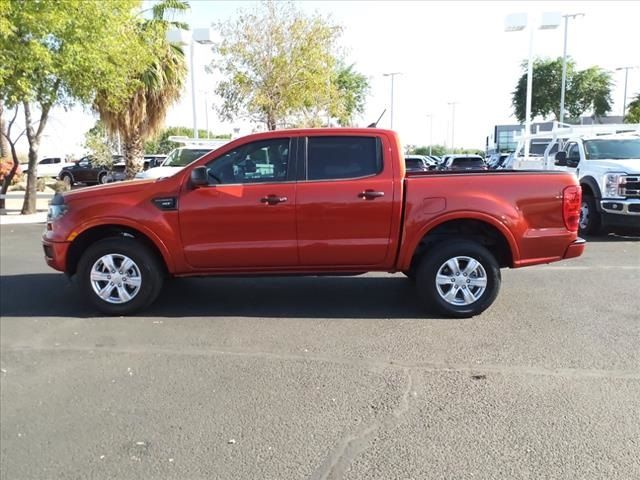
[
  {"left": 579, "top": 194, "right": 602, "bottom": 236},
  {"left": 416, "top": 240, "right": 500, "bottom": 318},
  {"left": 77, "top": 238, "right": 164, "bottom": 315}
]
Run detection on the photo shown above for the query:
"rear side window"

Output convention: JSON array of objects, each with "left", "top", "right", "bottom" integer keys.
[{"left": 306, "top": 136, "right": 382, "bottom": 181}]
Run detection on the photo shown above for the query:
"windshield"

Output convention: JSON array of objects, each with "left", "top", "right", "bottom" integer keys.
[
  {"left": 163, "top": 149, "right": 210, "bottom": 167},
  {"left": 584, "top": 138, "right": 640, "bottom": 160}
]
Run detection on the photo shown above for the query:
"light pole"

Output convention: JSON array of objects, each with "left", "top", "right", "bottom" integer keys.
[
  {"left": 505, "top": 12, "right": 560, "bottom": 159},
  {"left": 559, "top": 13, "right": 584, "bottom": 124},
  {"left": 447, "top": 102, "right": 457, "bottom": 153},
  {"left": 426, "top": 114, "right": 433, "bottom": 155},
  {"left": 167, "top": 27, "right": 214, "bottom": 139},
  {"left": 616, "top": 66, "right": 638, "bottom": 118},
  {"left": 383, "top": 72, "right": 401, "bottom": 129}
]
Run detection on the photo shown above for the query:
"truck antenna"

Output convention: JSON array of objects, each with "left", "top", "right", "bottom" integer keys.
[{"left": 367, "top": 109, "right": 386, "bottom": 128}]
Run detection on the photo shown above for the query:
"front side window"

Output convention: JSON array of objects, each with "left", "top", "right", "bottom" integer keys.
[
  {"left": 205, "top": 138, "right": 290, "bottom": 185},
  {"left": 306, "top": 136, "right": 382, "bottom": 181}
]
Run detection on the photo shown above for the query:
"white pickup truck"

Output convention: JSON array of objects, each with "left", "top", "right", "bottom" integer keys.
[
  {"left": 552, "top": 134, "right": 640, "bottom": 234},
  {"left": 21, "top": 157, "right": 75, "bottom": 178}
]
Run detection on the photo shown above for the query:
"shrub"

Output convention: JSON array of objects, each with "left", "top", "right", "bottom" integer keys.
[
  {"left": 0, "top": 157, "right": 23, "bottom": 186},
  {"left": 51, "top": 180, "right": 70, "bottom": 193}
]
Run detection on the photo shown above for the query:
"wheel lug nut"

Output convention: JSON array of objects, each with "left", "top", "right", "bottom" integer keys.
[
  {"left": 111, "top": 269, "right": 115, "bottom": 273},
  {"left": 466, "top": 279, "right": 470, "bottom": 283},
  {"left": 451, "top": 278, "right": 455, "bottom": 282},
  {"left": 456, "top": 272, "right": 460, "bottom": 276},
  {"left": 119, "top": 271, "right": 123, "bottom": 275},
  {"left": 463, "top": 273, "right": 467, "bottom": 276},
  {"left": 118, "top": 283, "right": 122, "bottom": 287},
  {"left": 107, "top": 275, "right": 111, "bottom": 279}
]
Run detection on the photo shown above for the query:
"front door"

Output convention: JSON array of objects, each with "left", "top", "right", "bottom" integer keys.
[
  {"left": 179, "top": 137, "right": 298, "bottom": 269},
  {"left": 295, "top": 135, "right": 395, "bottom": 267}
]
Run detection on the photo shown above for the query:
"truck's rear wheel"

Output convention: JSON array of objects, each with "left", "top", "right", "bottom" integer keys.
[
  {"left": 416, "top": 240, "right": 500, "bottom": 318},
  {"left": 77, "top": 238, "right": 163, "bottom": 315},
  {"left": 579, "top": 194, "right": 602, "bottom": 236}
]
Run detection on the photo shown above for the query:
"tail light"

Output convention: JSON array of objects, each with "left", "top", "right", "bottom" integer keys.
[{"left": 563, "top": 185, "right": 581, "bottom": 232}]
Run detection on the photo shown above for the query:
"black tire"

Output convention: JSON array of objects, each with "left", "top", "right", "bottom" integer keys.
[
  {"left": 579, "top": 194, "right": 602, "bottom": 236},
  {"left": 61, "top": 173, "right": 73, "bottom": 187},
  {"left": 415, "top": 240, "right": 501, "bottom": 318},
  {"left": 98, "top": 171, "right": 108, "bottom": 184},
  {"left": 77, "top": 237, "right": 164, "bottom": 315}
]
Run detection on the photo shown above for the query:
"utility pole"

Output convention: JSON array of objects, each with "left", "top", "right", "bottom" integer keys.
[
  {"left": 616, "top": 66, "right": 638, "bottom": 118},
  {"left": 426, "top": 114, "right": 433, "bottom": 155},
  {"left": 448, "top": 102, "right": 457, "bottom": 153},
  {"left": 559, "top": 13, "right": 584, "bottom": 124},
  {"left": 383, "top": 72, "right": 402, "bottom": 129}
]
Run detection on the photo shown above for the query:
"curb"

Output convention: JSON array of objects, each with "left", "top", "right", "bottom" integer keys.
[{"left": 0, "top": 212, "right": 48, "bottom": 225}]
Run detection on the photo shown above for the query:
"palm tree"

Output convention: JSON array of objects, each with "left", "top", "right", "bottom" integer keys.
[{"left": 94, "top": 0, "right": 189, "bottom": 178}]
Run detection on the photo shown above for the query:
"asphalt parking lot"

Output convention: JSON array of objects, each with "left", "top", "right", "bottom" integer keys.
[{"left": 1, "top": 224, "right": 639, "bottom": 479}]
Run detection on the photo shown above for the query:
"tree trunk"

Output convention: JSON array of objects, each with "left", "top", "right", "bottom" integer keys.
[
  {"left": 266, "top": 112, "right": 277, "bottom": 131},
  {"left": 21, "top": 101, "right": 51, "bottom": 215},
  {"left": 0, "top": 102, "right": 10, "bottom": 159},
  {"left": 123, "top": 132, "right": 144, "bottom": 179}
]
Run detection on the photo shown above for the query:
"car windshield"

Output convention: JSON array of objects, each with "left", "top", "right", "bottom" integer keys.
[
  {"left": 163, "top": 149, "right": 210, "bottom": 167},
  {"left": 584, "top": 138, "right": 640, "bottom": 160},
  {"left": 452, "top": 158, "right": 485, "bottom": 168}
]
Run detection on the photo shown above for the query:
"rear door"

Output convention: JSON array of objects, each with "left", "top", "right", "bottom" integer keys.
[
  {"left": 179, "top": 136, "right": 298, "bottom": 269},
  {"left": 295, "top": 134, "right": 395, "bottom": 267}
]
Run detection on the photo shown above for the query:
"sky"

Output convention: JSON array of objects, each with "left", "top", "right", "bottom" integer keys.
[{"left": 16, "top": 0, "right": 640, "bottom": 158}]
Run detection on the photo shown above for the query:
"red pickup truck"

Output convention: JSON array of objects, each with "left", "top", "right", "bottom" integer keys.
[{"left": 43, "top": 128, "right": 584, "bottom": 317}]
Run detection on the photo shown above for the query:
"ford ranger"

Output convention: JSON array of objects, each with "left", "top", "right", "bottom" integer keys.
[{"left": 43, "top": 128, "right": 585, "bottom": 318}]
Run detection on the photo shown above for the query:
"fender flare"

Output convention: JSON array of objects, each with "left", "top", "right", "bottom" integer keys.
[
  {"left": 579, "top": 176, "right": 602, "bottom": 199},
  {"left": 401, "top": 211, "right": 521, "bottom": 270},
  {"left": 70, "top": 217, "right": 176, "bottom": 273}
]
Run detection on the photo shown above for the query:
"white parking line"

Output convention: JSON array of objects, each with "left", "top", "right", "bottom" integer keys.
[{"left": 522, "top": 265, "right": 640, "bottom": 271}]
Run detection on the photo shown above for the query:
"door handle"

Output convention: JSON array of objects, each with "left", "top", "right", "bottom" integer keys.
[
  {"left": 358, "top": 190, "right": 385, "bottom": 200},
  {"left": 260, "top": 195, "right": 288, "bottom": 205}
]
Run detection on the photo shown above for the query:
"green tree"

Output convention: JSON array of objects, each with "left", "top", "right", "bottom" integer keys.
[
  {"left": 144, "top": 126, "right": 231, "bottom": 154},
  {"left": 512, "top": 57, "right": 613, "bottom": 123},
  {"left": 212, "top": 1, "right": 347, "bottom": 130},
  {"left": 94, "top": 0, "right": 189, "bottom": 178},
  {"left": 407, "top": 145, "right": 448, "bottom": 157},
  {"left": 0, "top": 0, "right": 149, "bottom": 213},
  {"left": 330, "top": 63, "right": 370, "bottom": 126},
  {"left": 624, "top": 93, "right": 640, "bottom": 123},
  {"left": 84, "top": 121, "right": 118, "bottom": 167}
]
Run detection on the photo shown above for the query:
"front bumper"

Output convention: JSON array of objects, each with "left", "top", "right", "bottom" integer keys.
[
  {"left": 42, "top": 238, "right": 69, "bottom": 272},
  {"left": 599, "top": 199, "right": 640, "bottom": 230}
]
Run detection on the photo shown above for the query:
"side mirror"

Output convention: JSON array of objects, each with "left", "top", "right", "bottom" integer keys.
[
  {"left": 190, "top": 166, "right": 208, "bottom": 187},
  {"left": 554, "top": 151, "right": 567, "bottom": 166}
]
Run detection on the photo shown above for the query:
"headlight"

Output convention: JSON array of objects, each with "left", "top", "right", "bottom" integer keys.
[
  {"left": 47, "top": 193, "right": 68, "bottom": 222},
  {"left": 603, "top": 173, "right": 625, "bottom": 199}
]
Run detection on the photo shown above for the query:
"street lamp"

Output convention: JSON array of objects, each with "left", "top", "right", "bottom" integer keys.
[
  {"left": 505, "top": 12, "right": 561, "bottom": 159},
  {"left": 616, "top": 66, "right": 639, "bottom": 118},
  {"left": 447, "top": 102, "right": 457, "bottom": 153},
  {"left": 425, "top": 114, "right": 433, "bottom": 155},
  {"left": 167, "top": 27, "right": 214, "bottom": 139},
  {"left": 383, "top": 72, "right": 402, "bottom": 129},
  {"left": 559, "top": 13, "right": 585, "bottom": 124}
]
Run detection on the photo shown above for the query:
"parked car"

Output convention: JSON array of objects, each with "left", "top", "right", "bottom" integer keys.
[
  {"left": 143, "top": 154, "right": 166, "bottom": 171},
  {"left": 405, "top": 155, "right": 436, "bottom": 172},
  {"left": 43, "top": 128, "right": 584, "bottom": 318},
  {"left": 57, "top": 155, "right": 123, "bottom": 187},
  {"left": 22, "top": 157, "right": 75, "bottom": 178},
  {"left": 486, "top": 153, "right": 510, "bottom": 170},
  {"left": 442, "top": 155, "right": 487, "bottom": 171},
  {"left": 135, "top": 145, "right": 224, "bottom": 180}
]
